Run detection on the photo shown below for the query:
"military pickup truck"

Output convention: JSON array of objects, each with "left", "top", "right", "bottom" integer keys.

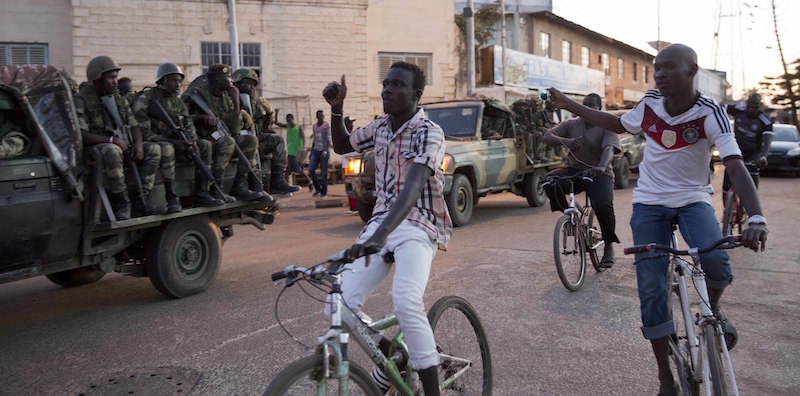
[
  {"left": 344, "top": 96, "right": 565, "bottom": 227},
  {"left": 0, "top": 65, "right": 274, "bottom": 298}
]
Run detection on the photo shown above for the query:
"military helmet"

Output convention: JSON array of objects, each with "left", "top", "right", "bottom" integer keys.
[
  {"left": 232, "top": 68, "right": 259, "bottom": 84},
  {"left": 86, "top": 55, "right": 121, "bottom": 81},
  {"left": 206, "top": 64, "right": 231, "bottom": 77},
  {"left": 0, "top": 91, "right": 14, "bottom": 110},
  {"left": 156, "top": 62, "right": 184, "bottom": 83}
]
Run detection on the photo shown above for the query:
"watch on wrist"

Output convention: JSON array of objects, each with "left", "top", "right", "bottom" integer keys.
[{"left": 746, "top": 214, "right": 767, "bottom": 226}]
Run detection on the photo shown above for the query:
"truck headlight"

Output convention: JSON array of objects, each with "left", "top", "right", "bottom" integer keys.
[
  {"left": 441, "top": 154, "right": 454, "bottom": 174},
  {"left": 712, "top": 148, "right": 720, "bottom": 158},
  {"left": 343, "top": 156, "right": 362, "bottom": 175}
]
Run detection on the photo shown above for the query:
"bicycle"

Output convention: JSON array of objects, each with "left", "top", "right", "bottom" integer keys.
[
  {"left": 721, "top": 161, "right": 759, "bottom": 237},
  {"left": 540, "top": 171, "right": 606, "bottom": 291},
  {"left": 624, "top": 226, "right": 741, "bottom": 396},
  {"left": 264, "top": 250, "right": 493, "bottom": 395}
]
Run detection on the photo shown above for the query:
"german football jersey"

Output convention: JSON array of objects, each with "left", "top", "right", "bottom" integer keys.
[{"left": 620, "top": 90, "right": 741, "bottom": 207}]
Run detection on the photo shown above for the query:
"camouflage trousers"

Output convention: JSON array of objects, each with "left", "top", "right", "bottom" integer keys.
[
  {"left": 95, "top": 142, "right": 161, "bottom": 194},
  {"left": 209, "top": 133, "right": 258, "bottom": 178},
  {"left": 258, "top": 131, "right": 287, "bottom": 169},
  {"left": 0, "top": 131, "right": 28, "bottom": 159},
  {"left": 143, "top": 141, "right": 177, "bottom": 184}
]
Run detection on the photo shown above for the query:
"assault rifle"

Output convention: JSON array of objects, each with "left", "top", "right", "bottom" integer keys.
[
  {"left": 147, "top": 99, "right": 227, "bottom": 198},
  {"left": 100, "top": 95, "right": 147, "bottom": 213}
]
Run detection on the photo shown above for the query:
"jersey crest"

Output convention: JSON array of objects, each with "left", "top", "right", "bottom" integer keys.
[{"left": 642, "top": 105, "right": 707, "bottom": 150}]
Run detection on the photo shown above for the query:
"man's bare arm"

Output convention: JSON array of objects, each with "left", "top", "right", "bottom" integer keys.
[
  {"left": 323, "top": 75, "right": 355, "bottom": 154},
  {"left": 547, "top": 88, "right": 627, "bottom": 134},
  {"left": 724, "top": 157, "right": 768, "bottom": 251}
]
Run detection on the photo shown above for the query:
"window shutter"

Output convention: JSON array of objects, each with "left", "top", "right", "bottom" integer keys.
[
  {"left": 0, "top": 45, "right": 6, "bottom": 65},
  {"left": 29, "top": 46, "right": 46, "bottom": 64},
  {"left": 378, "top": 54, "right": 392, "bottom": 84},
  {"left": 11, "top": 46, "right": 27, "bottom": 64}
]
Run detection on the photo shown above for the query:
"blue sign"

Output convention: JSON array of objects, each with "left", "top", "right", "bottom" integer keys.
[{"left": 492, "top": 45, "right": 605, "bottom": 95}]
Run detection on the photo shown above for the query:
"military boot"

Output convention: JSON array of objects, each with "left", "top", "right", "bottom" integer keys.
[
  {"left": 269, "top": 166, "right": 300, "bottom": 194},
  {"left": 109, "top": 191, "right": 131, "bottom": 221},
  {"left": 164, "top": 181, "right": 182, "bottom": 214},
  {"left": 211, "top": 178, "right": 237, "bottom": 203},
  {"left": 194, "top": 173, "right": 225, "bottom": 207},
  {"left": 232, "top": 172, "right": 272, "bottom": 204}
]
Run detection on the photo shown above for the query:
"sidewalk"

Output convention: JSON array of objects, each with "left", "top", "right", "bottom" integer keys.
[{"left": 275, "top": 182, "right": 349, "bottom": 211}]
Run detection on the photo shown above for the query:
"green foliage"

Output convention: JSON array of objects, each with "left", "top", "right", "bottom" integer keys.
[{"left": 455, "top": 1, "right": 502, "bottom": 46}]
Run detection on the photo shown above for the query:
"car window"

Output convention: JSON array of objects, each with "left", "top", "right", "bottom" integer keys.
[
  {"left": 426, "top": 105, "right": 480, "bottom": 138},
  {"left": 772, "top": 125, "right": 800, "bottom": 142}
]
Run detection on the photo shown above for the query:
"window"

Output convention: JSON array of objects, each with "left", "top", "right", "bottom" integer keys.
[
  {"left": 601, "top": 53, "right": 609, "bottom": 75},
  {"left": 377, "top": 52, "right": 432, "bottom": 85},
  {"left": 561, "top": 40, "right": 572, "bottom": 64},
  {"left": 644, "top": 65, "right": 649, "bottom": 83},
  {"left": 581, "top": 46, "right": 590, "bottom": 68},
  {"left": 200, "top": 42, "right": 261, "bottom": 76},
  {"left": 633, "top": 62, "right": 638, "bottom": 81},
  {"left": 540, "top": 32, "right": 550, "bottom": 58},
  {"left": 617, "top": 57, "right": 624, "bottom": 79},
  {"left": 0, "top": 43, "right": 48, "bottom": 65}
]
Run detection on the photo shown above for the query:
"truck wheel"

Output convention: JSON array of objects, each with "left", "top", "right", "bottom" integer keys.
[
  {"left": 446, "top": 174, "right": 473, "bottom": 227},
  {"left": 356, "top": 200, "right": 374, "bottom": 223},
  {"left": 524, "top": 169, "right": 547, "bottom": 207},
  {"left": 147, "top": 215, "right": 221, "bottom": 298},
  {"left": 46, "top": 266, "right": 106, "bottom": 288},
  {"left": 614, "top": 158, "right": 631, "bottom": 189}
]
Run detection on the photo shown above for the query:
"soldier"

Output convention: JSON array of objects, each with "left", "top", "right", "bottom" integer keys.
[
  {"left": 182, "top": 64, "right": 267, "bottom": 203},
  {"left": 132, "top": 63, "right": 227, "bottom": 210},
  {"left": 232, "top": 67, "right": 299, "bottom": 195},
  {"left": 0, "top": 91, "right": 29, "bottom": 159},
  {"left": 118, "top": 77, "right": 136, "bottom": 105},
  {"left": 75, "top": 55, "right": 161, "bottom": 220}
]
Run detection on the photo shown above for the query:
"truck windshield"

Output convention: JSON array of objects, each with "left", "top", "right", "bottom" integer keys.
[{"left": 425, "top": 105, "right": 480, "bottom": 138}]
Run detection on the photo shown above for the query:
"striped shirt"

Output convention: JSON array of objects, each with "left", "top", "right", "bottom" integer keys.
[
  {"left": 312, "top": 121, "right": 331, "bottom": 152},
  {"left": 349, "top": 108, "right": 452, "bottom": 249},
  {"left": 620, "top": 90, "right": 741, "bottom": 208}
]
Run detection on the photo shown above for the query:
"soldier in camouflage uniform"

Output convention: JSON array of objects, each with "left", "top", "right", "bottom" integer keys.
[
  {"left": 0, "top": 91, "right": 29, "bottom": 159},
  {"left": 181, "top": 64, "right": 267, "bottom": 203},
  {"left": 232, "top": 67, "right": 299, "bottom": 195},
  {"left": 118, "top": 77, "right": 136, "bottom": 105},
  {"left": 511, "top": 97, "right": 556, "bottom": 163},
  {"left": 132, "top": 63, "right": 224, "bottom": 208},
  {"left": 75, "top": 56, "right": 161, "bottom": 220}
]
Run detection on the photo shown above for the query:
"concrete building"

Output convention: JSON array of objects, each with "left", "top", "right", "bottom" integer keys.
[{"left": 0, "top": 0, "right": 459, "bottom": 126}]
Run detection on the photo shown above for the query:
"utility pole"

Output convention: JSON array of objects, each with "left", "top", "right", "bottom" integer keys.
[
  {"left": 500, "top": 0, "right": 506, "bottom": 103},
  {"left": 771, "top": 0, "right": 798, "bottom": 126},
  {"left": 466, "top": 0, "right": 476, "bottom": 96},
  {"left": 229, "top": 0, "right": 239, "bottom": 70}
]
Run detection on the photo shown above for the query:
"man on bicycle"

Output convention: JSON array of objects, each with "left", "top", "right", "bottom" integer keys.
[
  {"left": 542, "top": 93, "right": 621, "bottom": 268},
  {"left": 546, "top": 44, "right": 768, "bottom": 396},
  {"left": 323, "top": 62, "right": 451, "bottom": 396},
  {"left": 722, "top": 92, "right": 773, "bottom": 194}
]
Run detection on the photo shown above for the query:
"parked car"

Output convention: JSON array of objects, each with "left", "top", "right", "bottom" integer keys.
[{"left": 762, "top": 123, "right": 800, "bottom": 176}]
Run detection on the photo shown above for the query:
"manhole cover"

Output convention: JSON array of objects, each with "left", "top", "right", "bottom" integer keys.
[{"left": 70, "top": 367, "right": 200, "bottom": 395}]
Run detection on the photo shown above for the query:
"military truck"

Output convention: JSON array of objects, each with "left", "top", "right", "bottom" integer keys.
[
  {"left": 606, "top": 110, "right": 645, "bottom": 189},
  {"left": 344, "top": 96, "right": 565, "bottom": 227},
  {"left": 0, "top": 65, "right": 274, "bottom": 298}
]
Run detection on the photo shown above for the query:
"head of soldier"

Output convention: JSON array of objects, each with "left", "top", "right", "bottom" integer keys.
[
  {"left": 286, "top": 113, "right": 295, "bottom": 127},
  {"left": 382, "top": 61, "right": 424, "bottom": 117},
  {"left": 653, "top": 44, "right": 698, "bottom": 98},
  {"left": 582, "top": 93, "right": 602, "bottom": 111},
  {"left": 745, "top": 93, "right": 762, "bottom": 118},
  {"left": 156, "top": 63, "right": 185, "bottom": 96},
  {"left": 206, "top": 64, "right": 233, "bottom": 96},
  {"left": 118, "top": 77, "right": 132, "bottom": 94},
  {"left": 86, "top": 56, "right": 121, "bottom": 96},
  {"left": 233, "top": 68, "right": 259, "bottom": 96}
]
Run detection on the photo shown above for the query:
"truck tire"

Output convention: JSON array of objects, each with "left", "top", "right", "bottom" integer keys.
[
  {"left": 147, "top": 215, "right": 222, "bottom": 298},
  {"left": 446, "top": 174, "right": 474, "bottom": 227},
  {"left": 46, "top": 266, "right": 106, "bottom": 288},
  {"left": 614, "top": 157, "right": 631, "bottom": 189},
  {"left": 356, "top": 199, "right": 374, "bottom": 223},
  {"left": 524, "top": 169, "right": 547, "bottom": 207}
]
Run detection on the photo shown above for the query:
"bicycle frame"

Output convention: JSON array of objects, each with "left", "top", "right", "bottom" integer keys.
[
  {"left": 668, "top": 231, "right": 739, "bottom": 396},
  {"left": 562, "top": 178, "right": 594, "bottom": 253}
]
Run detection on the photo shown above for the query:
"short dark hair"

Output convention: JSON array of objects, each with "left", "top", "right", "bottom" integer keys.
[
  {"left": 316, "top": 109, "right": 324, "bottom": 114},
  {"left": 390, "top": 61, "right": 425, "bottom": 91},
  {"left": 584, "top": 93, "right": 602, "bottom": 109},
  {"left": 286, "top": 113, "right": 294, "bottom": 119}
]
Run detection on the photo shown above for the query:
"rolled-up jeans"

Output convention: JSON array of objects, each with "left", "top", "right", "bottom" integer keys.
[
  {"left": 631, "top": 202, "right": 732, "bottom": 340},
  {"left": 326, "top": 218, "right": 439, "bottom": 370}
]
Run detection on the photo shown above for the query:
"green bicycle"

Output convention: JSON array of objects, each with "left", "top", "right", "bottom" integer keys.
[{"left": 264, "top": 250, "right": 493, "bottom": 395}]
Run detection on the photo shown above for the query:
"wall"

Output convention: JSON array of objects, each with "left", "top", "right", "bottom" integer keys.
[{"left": 0, "top": 0, "right": 73, "bottom": 70}]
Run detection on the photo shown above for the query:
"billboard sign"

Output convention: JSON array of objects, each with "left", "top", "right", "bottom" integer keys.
[{"left": 492, "top": 45, "right": 605, "bottom": 96}]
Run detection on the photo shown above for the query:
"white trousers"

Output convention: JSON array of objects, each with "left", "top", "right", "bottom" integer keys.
[{"left": 339, "top": 219, "right": 439, "bottom": 370}]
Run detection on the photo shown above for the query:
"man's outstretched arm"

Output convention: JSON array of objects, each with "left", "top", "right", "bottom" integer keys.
[
  {"left": 547, "top": 88, "right": 627, "bottom": 134},
  {"left": 323, "top": 75, "right": 355, "bottom": 154}
]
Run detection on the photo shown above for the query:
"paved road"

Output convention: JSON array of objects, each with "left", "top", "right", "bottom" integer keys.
[{"left": 0, "top": 167, "right": 798, "bottom": 395}]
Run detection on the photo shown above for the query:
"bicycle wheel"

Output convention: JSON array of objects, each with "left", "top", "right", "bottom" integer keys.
[
  {"left": 427, "top": 296, "right": 493, "bottom": 396},
  {"left": 585, "top": 209, "right": 606, "bottom": 273},
  {"left": 704, "top": 324, "right": 735, "bottom": 396},
  {"left": 721, "top": 192, "right": 736, "bottom": 237},
  {"left": 264, "top": 354, "right": 382, "bottom": 396},
  {"left": 553, "top": 214, "right": 586, "bottom": 291},
  {"left": 666, "top": 263, "right": 698, "bottom": 396}
]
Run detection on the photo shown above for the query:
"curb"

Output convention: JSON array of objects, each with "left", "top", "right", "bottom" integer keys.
[{"left": 278, "top": 195, "right": 348, "bottom": 212}]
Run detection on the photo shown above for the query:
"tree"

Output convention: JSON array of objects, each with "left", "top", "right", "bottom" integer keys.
[
  {"left": 760, "top": 58, "right": 799, "bottom": 125},
  {"left": 453, "top": 1, "right": 502, "bottom": 96}
]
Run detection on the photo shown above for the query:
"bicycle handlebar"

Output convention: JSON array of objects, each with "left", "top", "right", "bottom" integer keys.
[
  {"left": 271, "top": 246, "right": 382, "bottom": 286},
  {"left": 540, "top": 170, "right": 594, "bottom": 187},
  {"left": 624, "top": 235, "right": 742, "bottom": 256}
]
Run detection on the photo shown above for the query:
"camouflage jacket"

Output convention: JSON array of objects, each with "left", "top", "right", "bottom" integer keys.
[
  {"left": 75, "top": 83, "right": 138, "bottom": 141},
  {"left": 181, "top": 78, "right": 242, "bottom": 139},
  {"left": 0, "top": 121, "right": 29, "bottom": 159},
  {"left": 132, "top": 86, "right": 198, "bottom": 142}
]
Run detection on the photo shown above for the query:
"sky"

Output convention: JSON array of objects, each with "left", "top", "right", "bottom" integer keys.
[{"left": 551, "top": 0, "right": 800, "bottom": 102}]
